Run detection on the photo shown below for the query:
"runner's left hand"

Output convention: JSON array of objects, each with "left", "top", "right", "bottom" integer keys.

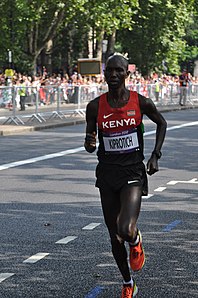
[{"left": 146, "top": 155, "right": 159, "bottom": 175}]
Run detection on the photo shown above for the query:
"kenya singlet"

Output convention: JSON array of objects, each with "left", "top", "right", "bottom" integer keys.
[{"left": 97, "top": 91, "right": 144, "bottom": 166}]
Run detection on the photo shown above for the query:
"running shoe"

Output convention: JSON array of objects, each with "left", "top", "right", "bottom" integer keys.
[
  {"left": 129, "top": 230, "right": 145, "bottom": 271},
  {"left": 121, "top": 282, "right": 138, "bottom": 298}
]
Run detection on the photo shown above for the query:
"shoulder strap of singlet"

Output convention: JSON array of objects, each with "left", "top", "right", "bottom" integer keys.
[{"left": 97, "top": 92, "right": 107, "bottom": 122}]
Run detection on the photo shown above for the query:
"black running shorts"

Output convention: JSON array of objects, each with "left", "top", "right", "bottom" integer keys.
[{"left": 95, "top": 162, "right": 148, "bottom": 196}]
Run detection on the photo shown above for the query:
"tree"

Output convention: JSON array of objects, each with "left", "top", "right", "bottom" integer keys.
[
  {"left": 82, "top": 0, "right": 139, "bottom": 60},
  {"left": 180, "top": 2, "right": 198, "bottom": 73},
  {"left": 0, "top": 0, "right": 197, "bottom": 76},
  {"left": 0, "top": 0, "right": 88, "bottom": 74},
  {"left": 117, "top": 0, "right": 196, "bottom": 76}
]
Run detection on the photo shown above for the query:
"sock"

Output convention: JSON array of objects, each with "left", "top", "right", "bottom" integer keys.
[
  {"left": 123, "top": 278, "right": 134, "bottom": 287},
  {"left": 129, "top": 232, "right": 139, "bottom": 247}
]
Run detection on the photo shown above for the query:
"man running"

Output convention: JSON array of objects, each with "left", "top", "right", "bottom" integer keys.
[{"left": 84, "top": 53, "right": 167, "bottom": 298}]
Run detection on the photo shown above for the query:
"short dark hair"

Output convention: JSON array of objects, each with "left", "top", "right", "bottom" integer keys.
[{"left": 106, "top": 52, "right": 129, "bottom": 69}]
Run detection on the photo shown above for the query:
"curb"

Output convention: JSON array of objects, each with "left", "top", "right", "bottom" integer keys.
[
  {"left": 0, "top": 105, "right": 197, "bottom": 136},
  {"left": 0, "top": 119, "right": 85, "bottom": 136}
]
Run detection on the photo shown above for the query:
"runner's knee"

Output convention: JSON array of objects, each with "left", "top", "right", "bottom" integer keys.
[{"left": 117, "top": 221, "right": 137, "bottom": 242}]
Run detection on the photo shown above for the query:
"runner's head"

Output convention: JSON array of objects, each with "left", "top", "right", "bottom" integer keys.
[
  {"left": 105, "top": 53, "right": 130, "bottom": 89},
  {"left": 106, "top": 53, "right": 129, "bottom": 70}
]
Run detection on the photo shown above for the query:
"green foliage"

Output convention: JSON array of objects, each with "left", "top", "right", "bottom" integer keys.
[
  {"left": 0, "top": 0, "right": 197, "bottom": 75},
  {"left": 117, "top": 0, "right": 197, "bottom": 75},
  {"left": 83, "top": 0, "right": 139, "bottom": 34}
]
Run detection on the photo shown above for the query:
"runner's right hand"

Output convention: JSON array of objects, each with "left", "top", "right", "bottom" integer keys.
[{"left": 85, "top": 132, "right": 96, "bottom": 147}]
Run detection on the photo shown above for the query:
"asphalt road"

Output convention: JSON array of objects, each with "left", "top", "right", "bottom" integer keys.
[{"left": 0, "top": 109, "right": 197, "bottom": 298}]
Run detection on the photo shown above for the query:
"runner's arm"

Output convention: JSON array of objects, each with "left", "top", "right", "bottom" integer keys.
[
  {"left": 139, "top": 95, "right": 167, "bottom": 175},
  {"left": 84, "top": 98, "right": 98, "bottom": 153}
]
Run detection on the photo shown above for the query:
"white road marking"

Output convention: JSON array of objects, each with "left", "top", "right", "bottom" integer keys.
[
  {"left": 166, "top": 121, "right": 198, "bottom": 131},
  {"left": 82, "top": 223, "right": 101, "bottom": 230},
  {"left": 144, "top": 121, "right": 198, "bottom": 136},
  {"left": 23, "top": 252, "right": 49, "bottom": 264},
  {"left": 55, "top": 236, "right": 77, "bottom": 244},
  {"left": 154, "top": 187, "right": 167, "bottom": 192},
  {"left": 143, "top": 194, "right": 154, "bottom": 199},
  {"left": 0, "top": 121, "right": 197, "bottom": 172},
  {"left": 0, "top": 147, "right": 84, "bottom": 171},
  {"left": 0, "top": 273, "right": 15, "bottom": 283},
  {"left": 97, "top": 263, "right": 117, "bottom": 267},
  {"left": 167, "top": 178, "right": 198, "bottom": 185}
]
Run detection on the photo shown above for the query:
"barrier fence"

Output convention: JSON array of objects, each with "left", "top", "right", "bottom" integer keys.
[{"left": 0, "top": 83, "right": 198, "bottom": 125}]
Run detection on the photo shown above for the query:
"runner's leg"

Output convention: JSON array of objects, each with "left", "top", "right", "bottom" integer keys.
[
  {"left": 117, "top": 185, "right": 142, "bottom": 243},
  {"left": 99, "top": 187, "right": 131, "bottom": 282}
]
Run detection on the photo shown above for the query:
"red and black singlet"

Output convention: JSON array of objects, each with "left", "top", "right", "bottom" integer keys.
[{"left": 97, "top": 91, "right": 144, "bottom": 165}]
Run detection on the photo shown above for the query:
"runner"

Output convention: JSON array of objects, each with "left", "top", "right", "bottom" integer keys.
[{"left": 84, "top": 53, "right": 167, "bottom": 298}]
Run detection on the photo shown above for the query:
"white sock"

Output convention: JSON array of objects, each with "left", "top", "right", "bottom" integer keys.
[
  {"left": 123, "top": 278, "right": 133, "bottom": 287},
  {"left": 129, "top": 234, "right": 139, "bottom": 246}
]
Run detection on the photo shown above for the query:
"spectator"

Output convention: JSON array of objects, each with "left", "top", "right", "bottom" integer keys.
[
  {"left": 179, "top": 70, "right": 189, "bottom": 106},
  {"left": 154, "top": 79, "right": 160, "bottom": 102},
  {"left": 18, "top": 79, "right": 27, "bottom": 110}
]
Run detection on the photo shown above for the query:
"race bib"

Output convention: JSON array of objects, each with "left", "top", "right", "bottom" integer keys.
[{"left": 103, "top": 129, "right": 139, "bottom": 154}]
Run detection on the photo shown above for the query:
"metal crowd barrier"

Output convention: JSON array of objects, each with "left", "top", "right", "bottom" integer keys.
[
  {"left": 127, "top": 83, "right": 198, "bottom": 105},
  {"left": 0, "top": 83, "right": 197, "bottom": 125}
]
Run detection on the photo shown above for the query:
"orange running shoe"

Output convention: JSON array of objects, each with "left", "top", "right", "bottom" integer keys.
[
  {"left": 129, "top": 230, "right": 145, "bottom": 272},
  {"left": 121, "top": 282, "right": 138, "bottom": 298}
]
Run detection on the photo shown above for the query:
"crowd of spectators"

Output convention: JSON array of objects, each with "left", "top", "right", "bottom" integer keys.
[
  {"left": 0, "top": 69, "right": 197, "bottom": 87},
  {"left": 0, "top": 69, "right": 197, "bottom": 109}
]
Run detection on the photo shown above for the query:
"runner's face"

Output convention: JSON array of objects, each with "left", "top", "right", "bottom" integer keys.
[{"left": 104, "top": 56, "right": 128, "bottom": 89}]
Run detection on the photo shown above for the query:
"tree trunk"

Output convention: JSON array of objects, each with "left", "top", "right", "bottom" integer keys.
[
  {"left": 94, "top": 29, "right": 104, "bottom": 60},
  {"left": 105, "top": 30, "right": 116, "bottom": 61},
  {"left": 28, "top": 6, "right": 66, "bottom": 75},
  {"left": 45, "top": 40, "right": 53, "bottom": 74}
]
